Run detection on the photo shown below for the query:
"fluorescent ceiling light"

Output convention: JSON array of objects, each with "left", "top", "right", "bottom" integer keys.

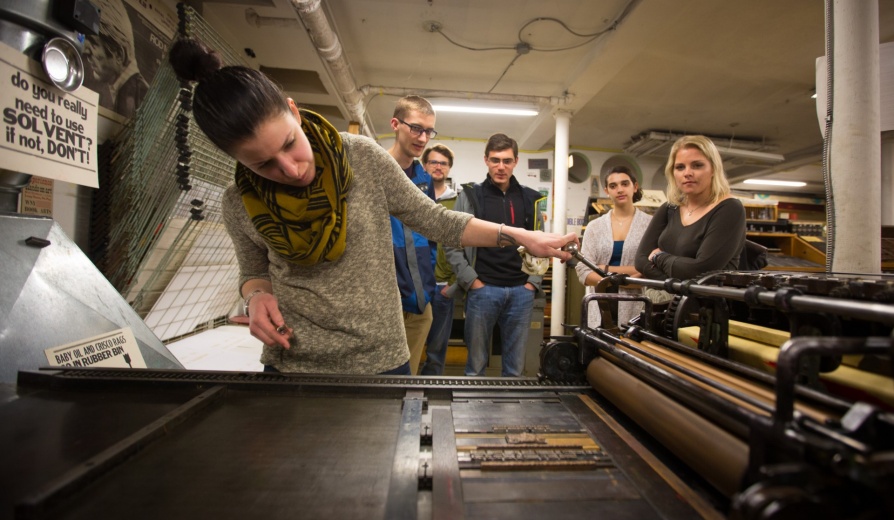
[
  {"left": 432, "top": 104, "right": 538, "bottom": 116},
  {"left": 743, "top": 179, "right": 807, "bottom": 187}
]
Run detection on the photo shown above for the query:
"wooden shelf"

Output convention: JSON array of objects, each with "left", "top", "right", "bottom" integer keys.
[{"left": 743, "top": 202, "right": 778, "bottom": 222}]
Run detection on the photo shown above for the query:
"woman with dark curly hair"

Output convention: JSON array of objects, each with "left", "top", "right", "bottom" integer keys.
[
  {"left": 576, "top": 166, "right": 652, "bottom": 326},
  {"left": 168, "top": 39, "right": 577, "bottom": 375}
]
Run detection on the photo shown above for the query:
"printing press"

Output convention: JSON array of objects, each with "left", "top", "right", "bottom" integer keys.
[
  {"left": 2, "top": 269, "right": 893, "bottom": 520},
  {"left": 541, "top": 266, "right": 894, "bottom": 519}
]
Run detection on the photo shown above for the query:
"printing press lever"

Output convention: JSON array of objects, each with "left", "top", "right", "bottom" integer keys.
[{"left": 563, "top": 242, "right": 609, "bottom": 278}]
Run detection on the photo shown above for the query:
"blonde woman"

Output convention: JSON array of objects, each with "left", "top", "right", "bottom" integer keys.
[
  {"left": 576, "top": 166, "right": 652, "bottom": 327},
  {"left": 634, "top": 136, "right": 746, "bottom": 299}
]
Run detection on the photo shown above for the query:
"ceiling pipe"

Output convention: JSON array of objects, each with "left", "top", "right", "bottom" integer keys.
[
  {"left": 244, "top": 8, "right": 300, "bottom": 29},
  {"left": 726, "top": 146, "right": 823, "bottom": 184},
  {"left": 359, "top": 85, "right": 572, "bottom": 108},
  {"left": 287, "top": 0, "right": 373, "bottom": 137},
  {"left": 625, "top": 130, "right": 784, "bottom": 163}
]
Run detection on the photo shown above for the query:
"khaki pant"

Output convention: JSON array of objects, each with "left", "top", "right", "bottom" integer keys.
[{"left": 404, "top": 303, "right": 433, "bottom": 375}]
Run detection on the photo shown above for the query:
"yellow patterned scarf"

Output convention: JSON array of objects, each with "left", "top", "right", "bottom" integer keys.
[{"left": 235, "top": 109, "right": 352, "bottom": 265}]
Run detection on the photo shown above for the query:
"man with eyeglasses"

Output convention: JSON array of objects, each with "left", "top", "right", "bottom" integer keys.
[
  {"left": 446, "top": 133, "right": 546, "bottom": 377},
  {"left": 419, "top": 144, "right": 459, "bottom": 376},
  {"left": 386, "top": 95, "right": 439, "bottom": 374}
]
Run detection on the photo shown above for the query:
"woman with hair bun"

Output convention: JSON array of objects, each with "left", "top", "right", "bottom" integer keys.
[
  {"left": 167, "top": 39, "right": 577, "bottom": 375},
  {"left": 634, "top": 135, "right": 746, "bottom": 301},
  {"left": 575, "top": 166, "right": 652, "bottom": 327}
]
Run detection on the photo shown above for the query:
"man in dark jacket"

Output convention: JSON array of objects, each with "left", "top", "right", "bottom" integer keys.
[{"left": 445, "top": 133, "right": 545, "bottom": 377}]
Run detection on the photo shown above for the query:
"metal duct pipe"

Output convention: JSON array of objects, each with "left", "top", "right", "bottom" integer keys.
[{"left": 288, "top": 0, "right": 371, "bottom": 137}]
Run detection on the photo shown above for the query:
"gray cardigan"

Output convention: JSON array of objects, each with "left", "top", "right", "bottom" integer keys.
[
  {"left": 223, "top": 133, "right": 471, "bottom": 374},
  {"left": 575, "top": 208, "right": 652, "bottom": 327}
]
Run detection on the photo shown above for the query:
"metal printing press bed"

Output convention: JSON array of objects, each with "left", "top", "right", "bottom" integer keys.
[{"left": 2, "top": 271, "right": 894, "bottom": 519}]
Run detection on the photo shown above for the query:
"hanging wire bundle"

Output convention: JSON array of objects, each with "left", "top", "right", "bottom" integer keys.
[{"left": 89, "top": 3, "right": 250, "bottom": 340}]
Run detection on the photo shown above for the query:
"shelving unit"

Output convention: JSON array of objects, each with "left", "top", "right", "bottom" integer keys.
[
  {"left": 777, "top": 201, "right": 826, "bottom": 222},
  {"left": 743, "top": 201, "right": 778, "bottom": 222},
  {"left": 584, "top": 197, "right": 614, "bottom": 224}
]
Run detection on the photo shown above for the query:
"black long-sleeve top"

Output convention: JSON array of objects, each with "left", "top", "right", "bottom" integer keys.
[{"left": 634, "top": 198, "right": 746, "bottom": 280}]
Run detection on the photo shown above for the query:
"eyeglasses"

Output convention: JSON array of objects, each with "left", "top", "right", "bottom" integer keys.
[
  {"left": 397, "top": 119, "right": 438, "bottom": 138},
  {"left": 426, "top": 160, "right": 449, "bottom": 167},
  {"left": 487, "top": 157, "right": 516, "bottom": 166}
]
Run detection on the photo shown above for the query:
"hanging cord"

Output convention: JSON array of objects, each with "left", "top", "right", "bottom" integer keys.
[
  {"left": 822, "top": 0, "right": 835, "bottom": 272},
  {"left": 427, "top": 0, "right": 640, "bottom": 93}
]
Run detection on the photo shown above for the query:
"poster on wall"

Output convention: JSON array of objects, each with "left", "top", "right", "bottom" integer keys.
[
  {"left": 19, "top": 176, "right": 54, "bottom": 216},
  {"left": 82, "top": 0, "right": 177, "bottom": 120},
  {"left": 0, "top": 41, "right": 100, "bottom": 187}
]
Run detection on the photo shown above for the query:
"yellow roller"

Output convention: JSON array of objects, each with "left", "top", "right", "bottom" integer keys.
[{"left": 677, "top": 324, "right": 894, "bottom": 409}]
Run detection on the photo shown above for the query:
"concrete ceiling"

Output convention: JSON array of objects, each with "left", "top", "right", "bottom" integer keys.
[{"left": 188, "top": 0, "right": 894, "bottom": 195}]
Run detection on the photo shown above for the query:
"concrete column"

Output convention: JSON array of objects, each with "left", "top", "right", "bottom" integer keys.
[
  {"left": 550, "top": 110, "right": 571, "bottom": 337},
  {"left": 829, "top": 0, "right": 881, "bottom": 273},
  {"left": 882, "top": 131, "right": 894, "bottom": 226}
]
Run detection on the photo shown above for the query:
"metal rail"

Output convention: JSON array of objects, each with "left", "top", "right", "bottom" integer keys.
[
  {"left": 21, "top": 368, "right": 592, "bottom": 392},
  {"left": 563, "top": 243, "right": 894, "bottom": 325}
]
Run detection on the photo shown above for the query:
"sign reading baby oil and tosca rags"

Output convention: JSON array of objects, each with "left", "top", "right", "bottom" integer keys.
[{"left": 45, "top": 328, "right": 147, "bottom": 369}]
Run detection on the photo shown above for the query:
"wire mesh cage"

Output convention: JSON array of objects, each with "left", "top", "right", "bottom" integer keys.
[{"left": 90, "top": 4, "right": 250, "bottom": 342}]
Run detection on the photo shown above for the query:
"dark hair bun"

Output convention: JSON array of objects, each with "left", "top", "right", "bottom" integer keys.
[{"left": 169, "top": 39, "right": 223, "bottom": 83}]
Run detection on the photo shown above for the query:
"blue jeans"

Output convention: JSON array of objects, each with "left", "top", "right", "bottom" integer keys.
[
  {"left": 420, "top": 286, "right": 455, "bottom": 375},
  {"left": 464, "top": 284, "right": 535, "bottom": 377}
]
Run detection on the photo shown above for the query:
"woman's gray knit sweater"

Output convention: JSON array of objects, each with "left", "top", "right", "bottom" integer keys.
[{"left": 222, "top": 133, "right": 471, "bottom": 374}]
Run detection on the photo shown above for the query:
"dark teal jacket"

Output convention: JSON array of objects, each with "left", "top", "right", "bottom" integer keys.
[{"left": 390, "top": 160, "right": 436, "bottom": 313}]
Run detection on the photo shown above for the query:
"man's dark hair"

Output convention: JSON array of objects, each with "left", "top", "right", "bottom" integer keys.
[{"left": 484, "top": 133, "right": 518, "bottom": 158}]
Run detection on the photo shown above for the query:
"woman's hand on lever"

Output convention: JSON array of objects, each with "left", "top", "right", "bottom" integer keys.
[{"left": 512, "top": 228, "right": 579, "bottom": 262}]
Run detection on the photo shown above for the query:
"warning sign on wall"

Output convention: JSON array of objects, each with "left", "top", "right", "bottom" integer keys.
[{"left": 0, "top": 41, "right": 99, "bottom": 187}]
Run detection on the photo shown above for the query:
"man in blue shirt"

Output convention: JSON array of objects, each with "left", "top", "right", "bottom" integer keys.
[{"left": 386, "top": 96, "right": 438, "bottom": 374}]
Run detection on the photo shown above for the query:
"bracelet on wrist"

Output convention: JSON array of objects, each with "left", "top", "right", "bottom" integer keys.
[
  {"left": 496, "top": 223, "right": 519, "bottom": 248},
  {"left": 242, "top": 289, "right": 267, "bottom": 317}
]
